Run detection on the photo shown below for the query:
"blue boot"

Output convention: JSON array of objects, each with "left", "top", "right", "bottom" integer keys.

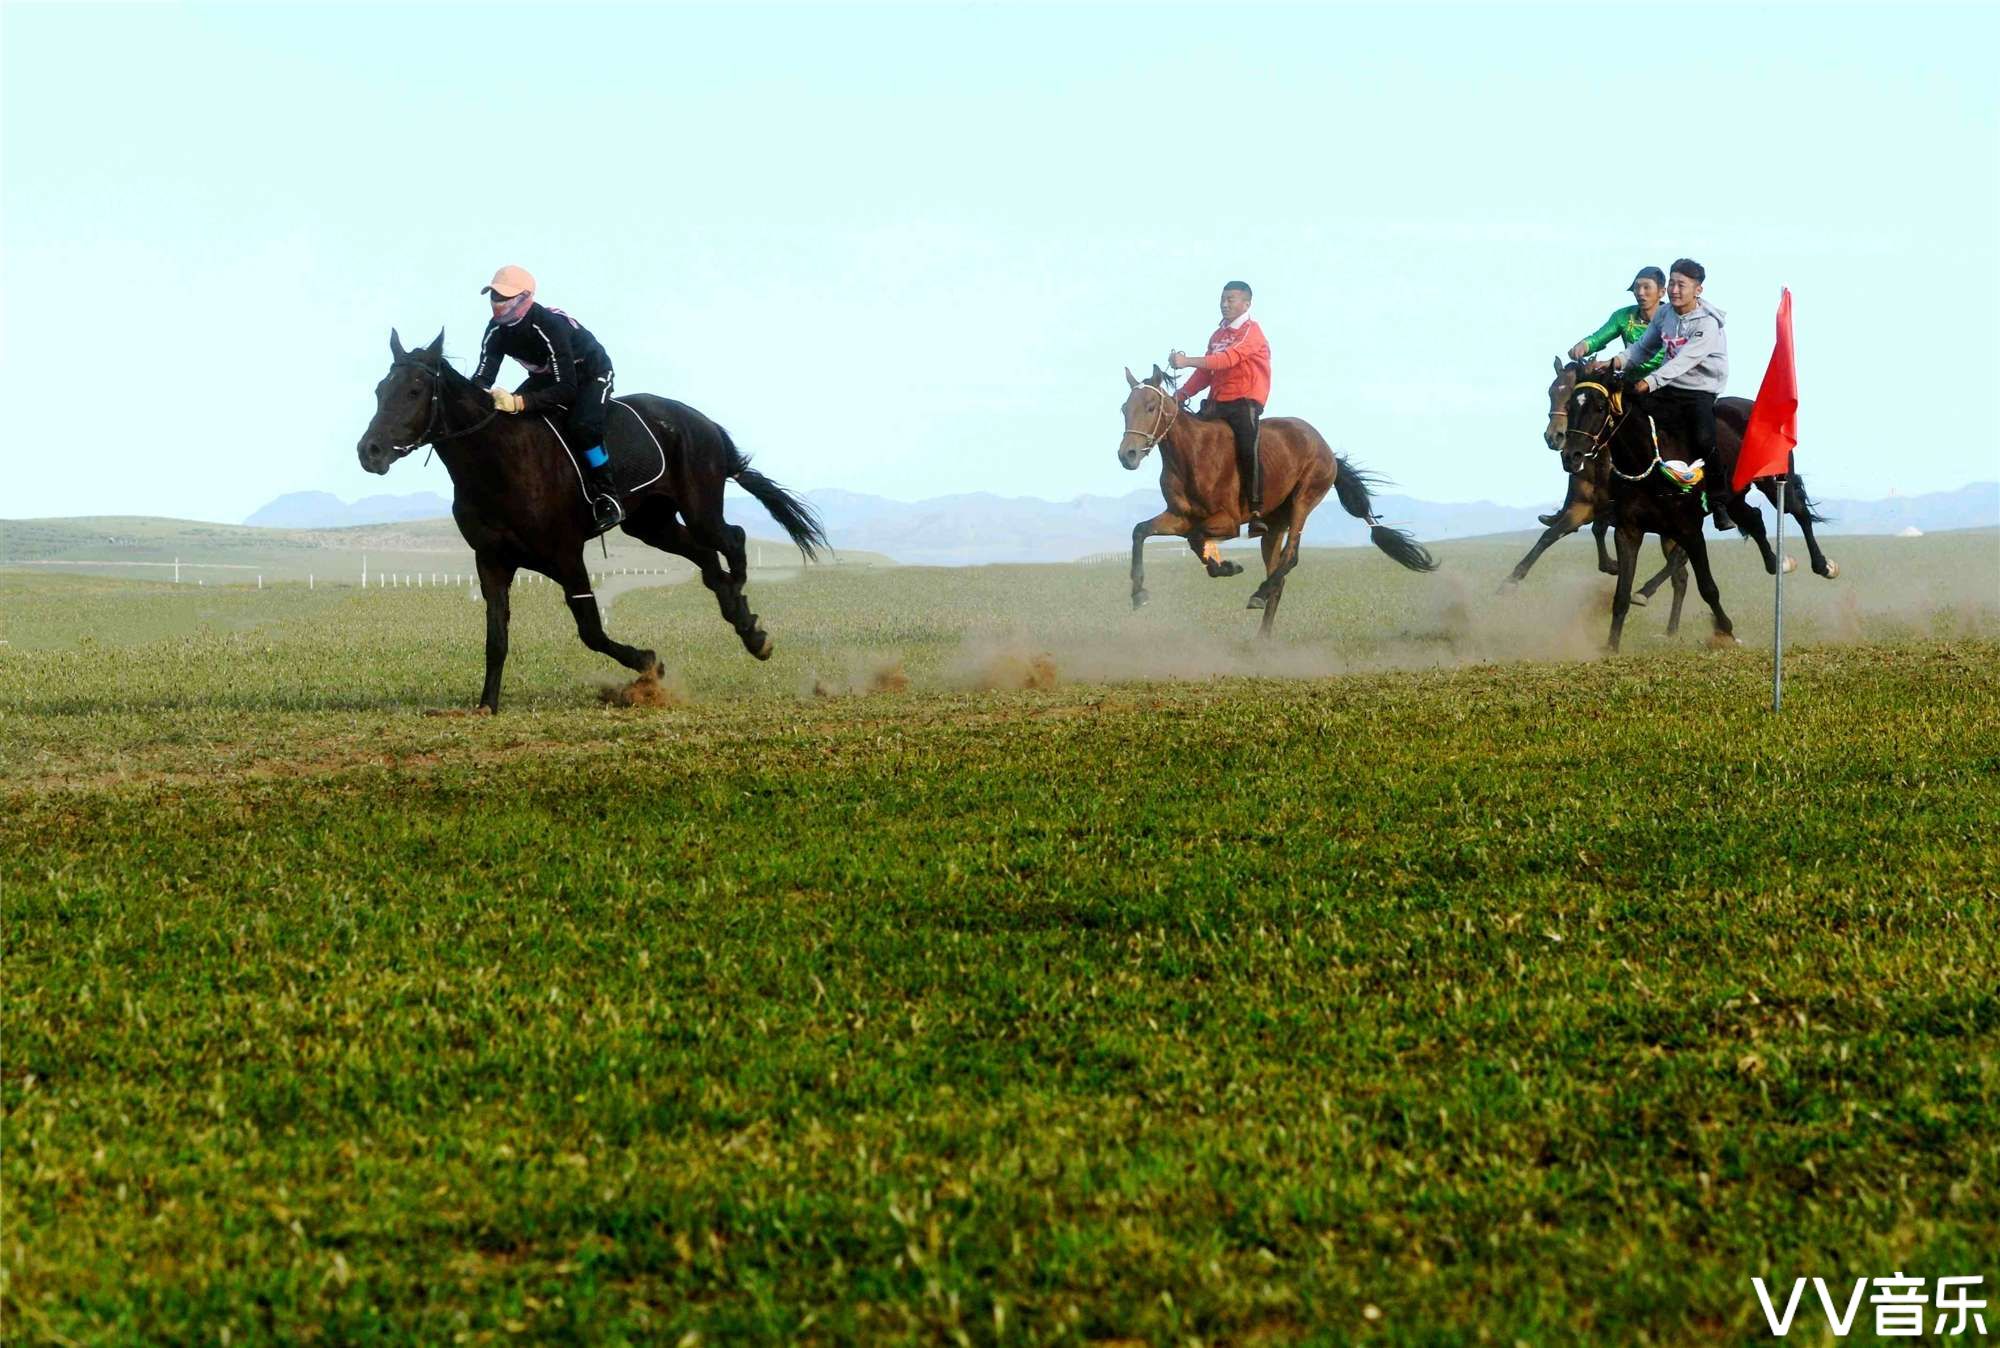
[{"left": 581, "top": 446, "right": 624, "bottom": 535}]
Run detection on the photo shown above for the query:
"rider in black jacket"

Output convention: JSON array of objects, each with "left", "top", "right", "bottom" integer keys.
[{"left": 474, "top": 265, "right": 622, "bottom": 533}]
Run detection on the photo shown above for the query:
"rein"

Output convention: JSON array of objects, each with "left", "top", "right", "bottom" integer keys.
[
  {"left": 1121, "top": 383, "right": 1180, "bottom": 451},
  {"left": 392, "top": 356, "right": 500, "bottom": 455}
]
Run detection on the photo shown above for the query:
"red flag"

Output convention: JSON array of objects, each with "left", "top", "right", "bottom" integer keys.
[{"left": 1734, "top": 288, "right": 1798, "bottom": 490}]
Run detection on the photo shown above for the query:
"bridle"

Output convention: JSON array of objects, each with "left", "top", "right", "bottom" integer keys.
[
  {"left": 1560, "top": 379, "right": 1635, "bottom": 469},
  {"left": 389, "top": 355, "right": 499, "bottom": 456},
  {"left": 1120, "top": 383, "right": 1180, "bottom": 453}
]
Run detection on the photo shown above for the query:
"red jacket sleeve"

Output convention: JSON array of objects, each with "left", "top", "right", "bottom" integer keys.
[
  {"left": 1176, "top": 368, "right": 1212, "bottom": 402},
  {"left": 1205, "top": 322, "right": 1268, "bottom": 371}
]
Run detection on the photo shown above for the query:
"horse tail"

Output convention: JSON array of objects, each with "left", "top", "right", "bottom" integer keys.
[
  {"left": 721, "top": 430, "right": 829, "bottom": 562},
  {"left": 1334, "top": 454, "right": 1440, "bottom": 573},
  {"left": 1790, "top": 469, "right": 1830, "bottom": 523}
]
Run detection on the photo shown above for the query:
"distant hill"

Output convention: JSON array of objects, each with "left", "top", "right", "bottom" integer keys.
[
  {"left": 244, "top": 491, "right": 454, "bottom": 528},
  {"left": 0, "top": 515, "right": 890, "bottom": 585},
  {"left": 120, "top": 476, "right": 2000, "bottom": 570},
  {"left": 715, "top": 480, "right": 2000, "bottom": 566}
]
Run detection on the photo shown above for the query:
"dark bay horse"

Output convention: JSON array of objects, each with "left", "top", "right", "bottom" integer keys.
[
  {"left": 1510, "top": 359, "right": 1840, "bottom": 589},
  {"left": 1118, "top": 366, "right": 1437, "bottom": 636},
  {"left": 356, "top": 330, "right": 827, "bottom": 712},
  {"left": 1560, "top": 374, "right": 1736, "bottom": 650}
]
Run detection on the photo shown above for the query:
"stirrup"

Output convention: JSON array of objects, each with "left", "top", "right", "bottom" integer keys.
[
  {"left": 1245, "top": 513, "right": 1268, "bottom": 537},
  {"left": 589, "top": 494, "right": 625, "bottom": 535}
]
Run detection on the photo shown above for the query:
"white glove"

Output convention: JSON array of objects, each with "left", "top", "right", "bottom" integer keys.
[{"left": 489, "top": 388, "right": 524, "bottom": 414}]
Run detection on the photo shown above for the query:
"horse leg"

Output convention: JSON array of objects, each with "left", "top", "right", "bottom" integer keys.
[
  {"left": 1728, "top": 492, "right": 1785, "bottom": 575},
  {"left": 1660, "top": 539, "right": 1689, "bottom": 636},
  {"left": 1634, "top": 536, "right": 1681, "bottom": 606},
  {"left": 1776, "top": 475, "right": 1838, "bottom": 579},
  {"left": 1254, "top": 496, "right": 1320, "bottom": 634},
  {"left": 624, "top": 503, "right": 769, "bottom": 659},
  {"left": 1593, "top": 515, "right": 1619, "bottom": 576},
  {"left": 1131, "top": 512, "right": 1190, "bottom": 608},
  {"left": 551, "top": 554, "right": 658, "bottom": 676},
  {"left": 1608, "top": 523, "right": 1642, "bottom": 652},
  {"left": 1199, "top": 536, "right": 1244, "bottom": 578},
  {"left": 1678, "top": 528, "right": 1738, "bottom": 646},
  {"left": 475, "top": 553, "right": 517, "bottom": 713},
  {"left": 1248, "top": 527, "right": 1284, "bottom": 612},
  {"left": 1501, "top": 498, "right": 1592, "bottom": 591}
]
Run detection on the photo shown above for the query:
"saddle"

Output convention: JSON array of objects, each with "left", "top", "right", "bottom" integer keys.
[{"left": 539, "top": 399, "right": 671, "bottom": 505}]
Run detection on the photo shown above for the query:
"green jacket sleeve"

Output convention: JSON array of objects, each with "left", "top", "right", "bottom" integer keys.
[
  {"left": 1632, "top": 343, "right": 1668, "bottom": 375},
  {"left": 1579, "top": 306, "right": 1632, "bottom": 356}
]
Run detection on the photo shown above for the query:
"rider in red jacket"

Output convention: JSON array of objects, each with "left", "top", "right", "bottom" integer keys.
[{"left": 1170, "top": 281, "right": 1273, "bottom": 534}]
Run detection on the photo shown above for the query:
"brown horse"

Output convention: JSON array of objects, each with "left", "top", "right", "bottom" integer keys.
[{"left": 1117, "top": 366, "right": 1437, "bottom": 636}]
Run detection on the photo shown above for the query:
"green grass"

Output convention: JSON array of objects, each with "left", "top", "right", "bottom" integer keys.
[{"left": 3, "top": 532, "right": 1998, "bottom": 1344}]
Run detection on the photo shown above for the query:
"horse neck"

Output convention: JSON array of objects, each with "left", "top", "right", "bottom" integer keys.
[
  {"left": 1607, "top": 402, "right": 1656, "bottom": 474},
  {"left": 429, "top": 373, "right": 517, "bottom": 493}
]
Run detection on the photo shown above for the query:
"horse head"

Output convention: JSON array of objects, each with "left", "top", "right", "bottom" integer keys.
[
  {"left": 357, "top": 328, "right": 447, "bottom": 475},
  {"left": 1117, "top": 364, "right": 1178, "bottom": 470},
  {"left": 1544, "top": 355, "right": 1583, "bottom": 453},
  {"left": 1556, "top": 363, "right": 1624, "bottom": 475}
]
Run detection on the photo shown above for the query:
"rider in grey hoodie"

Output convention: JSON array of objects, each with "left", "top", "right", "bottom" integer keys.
[{"left": 1616, "top": 258, "right": 1731, "bottom": 527}]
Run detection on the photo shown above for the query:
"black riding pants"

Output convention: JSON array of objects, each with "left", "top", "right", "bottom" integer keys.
[
  {"left": 1639, "top": 386, "right": 1717, "bottom": 466},
  {"left": 1202, "top": 397, "right": 1264, "bottom": 510},
  {"left": 519, "top": 366, "right": 616, "bottom": 454}
]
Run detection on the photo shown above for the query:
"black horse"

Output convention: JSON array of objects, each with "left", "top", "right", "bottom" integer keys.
[
  {"left": 1560, "top": 374, "right": 1736, "bottom": 650},
  {"left": 356, "top": 330, "right": 827, "bottom": 712},
  {"left": 1510, "top": 359, "right": 1839, "bottom": 591}
]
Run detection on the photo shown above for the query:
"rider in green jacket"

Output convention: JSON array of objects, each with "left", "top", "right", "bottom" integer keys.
[{"left": 1539, "top": 266, "right": 1669, "bottom": 525}]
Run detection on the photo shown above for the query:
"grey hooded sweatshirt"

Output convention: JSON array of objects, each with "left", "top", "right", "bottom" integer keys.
[{"left": 1624, "top": 300, "right": 1728, "bottom": 393}]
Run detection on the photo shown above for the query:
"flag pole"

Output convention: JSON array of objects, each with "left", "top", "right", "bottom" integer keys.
[{"left": 1772, "top": 477, "right": 1786, "bottom": 712}]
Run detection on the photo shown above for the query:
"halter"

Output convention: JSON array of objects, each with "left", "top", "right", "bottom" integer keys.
[
  {"left": 390, "top": 355, "right": 499, "bottom": 455},
  {"left": 1120, "top": 383, "right": 1180, "bottom": 451}
]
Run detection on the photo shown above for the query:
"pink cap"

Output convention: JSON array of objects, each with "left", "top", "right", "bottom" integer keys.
[{"left": 482, "top": 265, "right": 536, "bottom": 298}]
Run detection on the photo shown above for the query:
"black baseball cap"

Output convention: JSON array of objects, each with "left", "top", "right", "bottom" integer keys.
[{"left": 1629, "top": 266, "right": 1666, "bottom": 291}]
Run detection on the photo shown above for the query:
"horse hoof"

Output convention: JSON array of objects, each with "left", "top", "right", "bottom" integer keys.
[
  {"left": 1598, "top": 563, "right": 1619, "bottom": 577},
  {"left": 1708, "top": 631, "right": 1741, "bottom": 649},
  {"left": 1820, "top": 560, "right": 1840, "bottom": 580},
  {"left": 1245, "top": 593, "right": 1267, "bottom": 610},
  {"left": 1132, "top": 591, "right": 1149, "bottom": 609},
  {"left": 1216, "top": 561, "right": 1243, "bottom": 578},
  {"left": 1628, "top": 592, "right": 1648, "bottom": 608},
  {"left": 752, "top": 633, "right": 773, "bottom": 660},
  {"left": 1781, "top": 555, "right": 1797, "bottom": 575}
]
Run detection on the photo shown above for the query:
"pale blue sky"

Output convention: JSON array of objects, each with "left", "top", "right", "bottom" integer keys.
[{"left": 3, "top": 2, "right": 1994, "bottom": 523}]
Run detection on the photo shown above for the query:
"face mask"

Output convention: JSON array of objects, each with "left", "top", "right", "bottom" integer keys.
[{"left": 491, "top": 292, "right": 534, "bottom": 326}]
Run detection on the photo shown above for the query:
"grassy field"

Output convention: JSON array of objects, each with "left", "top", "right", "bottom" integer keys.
[{"left": 4, "top": 529, "right": 1998, "bottom": 1344}]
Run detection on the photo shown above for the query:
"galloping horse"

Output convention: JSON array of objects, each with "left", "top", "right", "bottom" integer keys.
[
  {"left": 1508, "top": 359, "right": 1839, "bottom": 590},
  {"left": 1559, "top": 373, "right": 1736, "bottom": 650},
  {"left": 356, "top": 330, "right": 827, "bottom": 712},
  {"left": 1117, "top": 366, "right": 1437, "bottom": 636}
]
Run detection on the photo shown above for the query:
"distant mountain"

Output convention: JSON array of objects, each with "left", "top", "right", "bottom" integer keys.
[
  {"left": 244, "top": 491, "right": 453, "bottom": 528},
  {"left": 240, "top": 480, "right": 1998, "bottom": 567},
  {"left": 1803, "top": 482, "right": 1998, "bottom": 536}
]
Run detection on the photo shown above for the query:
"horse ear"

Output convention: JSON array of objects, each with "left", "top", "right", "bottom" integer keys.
[
  {"left": 1124, "top": 366, "right": 1139, "bottom": 389},
  {"left": 1150, "top": 364, "right": 1166, "bottom": 383},
  {"left": 426, "top": 328, "right": 445, "bottom": 357},
  {"left": 1553, "top": 355, "right": 1564, "bottom": 372},
  {"left": 390, "top": 328, "right": 407, "bottom": 359}
]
